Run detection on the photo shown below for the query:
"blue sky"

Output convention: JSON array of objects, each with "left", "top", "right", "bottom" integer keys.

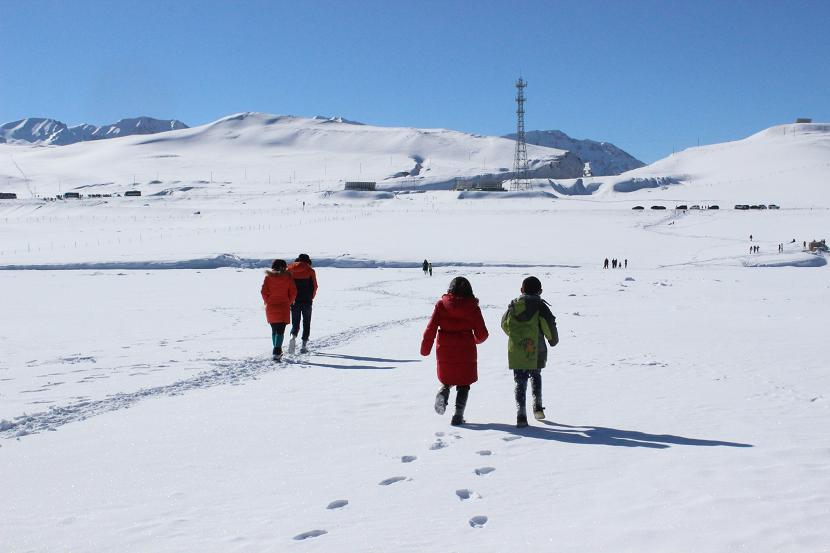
[{"left": 1, "top": 0, "right": 828, "bottom": 162}]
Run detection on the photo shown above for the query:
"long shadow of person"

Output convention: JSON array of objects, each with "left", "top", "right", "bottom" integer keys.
[
  {"left": 463, "top": 421, "right": 752, "bottom": 449},
  {"left": 314, "top": 352, "right": 420, "bottom": 364}
]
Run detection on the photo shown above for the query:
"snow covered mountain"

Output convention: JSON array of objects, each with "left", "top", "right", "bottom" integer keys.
[
  {"left": 0, "top": 112, "right": 583, "bottom": 196},
  {"left": 504, "top": 129, "right": 645, "bottom": 175},
  {"left": 551, "top": 122, "right": 830, "bottom": 204},
  {"left": 0, "top": 117, "right": 188, "bottom": 146}
]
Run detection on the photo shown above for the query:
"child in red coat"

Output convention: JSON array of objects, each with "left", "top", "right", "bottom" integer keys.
[
  {"left": 261, "top": 259, "right": 297, "bottom": 360},
  {"left": 420, "top": 277, "right": 489, "bottom": 425}
]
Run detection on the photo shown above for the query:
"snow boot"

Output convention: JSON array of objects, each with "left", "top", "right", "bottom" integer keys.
[
  {"left": 451, "top": 385, "right": 469, "bottom": 426},
  {"left": 272, "top": 346, "right": 283, "bottom": 362},
  {"left": 300, "top": 339, "right": 309, "bottom": 354},
  {"left": 533, "top": 404, "right": 545, "bottom": 420},
  {"left": 287, "top": 335, "right": 297, "bottom": 354},
  {"left": 517, "top": 407, "right": 529, "bottom": 428},
  {"left": 434, "top": 386, "right": 450, "bottom": 415},
  {"left": 450, "top": 386, "right": 470, "bottom": 426}
]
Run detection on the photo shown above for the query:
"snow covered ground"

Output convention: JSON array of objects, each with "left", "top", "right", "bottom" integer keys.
[
  {"left": 2, "top": 262, "right": 829, "bottom": 552},
  {"left": 1, "top": 120, "right": 830, "bottom": 552}
]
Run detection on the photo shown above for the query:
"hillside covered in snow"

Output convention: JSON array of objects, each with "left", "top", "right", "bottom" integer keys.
[
  {"left": 547, "top": 122, "right": 830, "bottom": 205},
  {"left": 0, "top": 112, "right": 584, "bottom": 197},
  {"left": 505, "top": 129, "right": 645, "bottom": 175}
]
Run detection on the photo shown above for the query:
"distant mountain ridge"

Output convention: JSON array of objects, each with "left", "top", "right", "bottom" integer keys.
[
  {"left": 0, "top": 117, "right": 189, "bottom": 146},
  {"left": 504, "top": 129, "right": 644, "bottom": 176}
]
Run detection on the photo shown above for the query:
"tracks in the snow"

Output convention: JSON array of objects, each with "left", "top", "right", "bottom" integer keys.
[{"left": 0, "top": 317, "right": 425, "bottom": 440}]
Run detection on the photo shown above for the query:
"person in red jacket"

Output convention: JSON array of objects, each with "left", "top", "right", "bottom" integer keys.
[
  {"left": 261, "top": 259, "right": 297, "bottom": 360},
  {"left": 287, "top": 253, "right": 318, "bottom": 354},
  {"left": 420, "top": 276, "right": 489, "bottom": 426}
]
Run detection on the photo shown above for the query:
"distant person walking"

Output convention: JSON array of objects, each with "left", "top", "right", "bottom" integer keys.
[
  {"left": 428, "top": 262, "right": 433, "bottom": 276},
  {"left": 421, "top": 277, "right": 489, "bottom": 426},
  {"left": 501, "top": 276, "right": 558, "bottom": 427},
  {"left": 287, "top": 253, "right": 318, "bottom": 354},
  {"left": 422, "top": 259, "right": 429, "bottom": 275},
  {"left": 624, "top": 259, "right": 628, "bottom": 268},
  {"left": 750, "top": 234, "right": 753, "bottom": 241},
  {"left": 261, "top": 259, "right": 297, "bottom": 361},
  {"left": 604, "top": 258, "right": 609, "bottom": 269}
]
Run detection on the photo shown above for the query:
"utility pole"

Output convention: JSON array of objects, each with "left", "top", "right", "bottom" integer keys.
[{"left": 510, "top": 77, "right": 530, "bottom": 191}]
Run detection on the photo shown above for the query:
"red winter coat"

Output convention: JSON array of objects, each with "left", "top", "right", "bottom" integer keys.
[
  {"left": 261, "top": 270, "right": 297, "bottom": 323},
  {"left": 420, "top": 294, "right": 489, "bottom": 386}
]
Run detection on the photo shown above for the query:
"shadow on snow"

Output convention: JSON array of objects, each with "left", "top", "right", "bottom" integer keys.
[
  {"left": 313, "top": 352, "right": 419, "bottom": 364},
  {"left": 463, "top": 420, "right": 753, "bottom": 449}
]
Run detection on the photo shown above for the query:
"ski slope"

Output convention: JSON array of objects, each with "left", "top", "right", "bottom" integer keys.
[{"left": 1, "top": 120, "right": 829, "bottom": 552}]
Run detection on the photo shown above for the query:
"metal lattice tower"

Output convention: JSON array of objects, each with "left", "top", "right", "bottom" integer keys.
[{"left": 510, "top": 77, "right": 531, "bottom": 191}]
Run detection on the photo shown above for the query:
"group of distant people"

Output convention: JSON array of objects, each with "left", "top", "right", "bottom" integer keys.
[
  {"left": 603, "top": 258, "right": 627, "bottom": 269},
  {"left": 747, "top": 236, "right": 812, "bottom": 255},
  {"left": 422, "top": 259, "right": 433, "bottom": 276},
  {"left": 260, "top": 254, "right": 318, "bottom": 360}
]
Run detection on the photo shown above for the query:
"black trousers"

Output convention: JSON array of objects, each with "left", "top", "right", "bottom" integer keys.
[
  {"left": 270, "top": 322, "right": 287, "bottom": 336},
  {"left": 290, "top": 303, "right": 313, "bottom": 340},
  {"left": 514, "top": 369, "right": 542, "bottom": 411}
]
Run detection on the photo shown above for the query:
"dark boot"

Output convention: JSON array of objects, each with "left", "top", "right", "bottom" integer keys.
[
  {"left": 434, "top": 386, "right": 450, "bottom": 415},
  {"left": 530, "top": 370, "right": 544, "bottom": 420},
  {"left": 451, "top": 386, "right": 469, "bottom": 425}
]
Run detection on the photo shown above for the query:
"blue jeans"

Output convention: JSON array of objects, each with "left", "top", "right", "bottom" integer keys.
[{"left": 290, "top": 303, "right": 313, "bottom": 340}]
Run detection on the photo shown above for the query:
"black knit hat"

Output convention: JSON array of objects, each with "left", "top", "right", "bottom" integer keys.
[
  {"left": 521, "top": 276, "right": 542, "bottom": 295},
  {"left": 296, "top": 253, "right": 311, "bottom": 264}
]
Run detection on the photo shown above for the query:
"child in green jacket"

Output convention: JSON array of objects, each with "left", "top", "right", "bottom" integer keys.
[{"left": 501, "top": 276, "right": 559, "bottom": 427}]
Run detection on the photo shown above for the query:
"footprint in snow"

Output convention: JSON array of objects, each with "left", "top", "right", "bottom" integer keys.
[
  {"left": 469, "top": 516, "right": 488, "bottom": 528},
  {"left": 476, "top": 450, "right": 492, "bottom": 456},
  {"left": 379, "top": 476, "right": 407, "bottom": 486},
  {"left": 326, "top": 499, "right": 348, "bottom": 510},
  {"left": 430, "top": 440, "right": 448, "bottom": 450},
  {"left": 293, "top": 529, "right": 327, "bottom": 540},
  {"left": 474, "top": 467, "right": 495, "bottom": 476},
  {"left": 502, "top": 435, "right": 521, "bottom": 442},
  {"left": 456, "top": 489, "right": 481, "bottom": 501},
  {"left": 401, "top": 455, "right": 417, "bottom": 463}
]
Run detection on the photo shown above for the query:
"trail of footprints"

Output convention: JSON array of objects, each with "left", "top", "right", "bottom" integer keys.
[{"left": 292, "top": 432, "right": 517, "bottom": 540}]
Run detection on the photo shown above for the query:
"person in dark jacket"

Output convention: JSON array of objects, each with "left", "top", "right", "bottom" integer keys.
[
  {"left": 422, "top": 259, "right": 429, "bottom": 275},
  {"left": 261, "top": 259, "right": 297, "bottom": 360},
  {"left": 420, "top": 277, "right": 489, "bottom": 426},
  {"left": 501, "top": 276, "right": 559, "bottom": 427},
  {"left": 287, "top": 253, "right": 318, "bottom": 354}
]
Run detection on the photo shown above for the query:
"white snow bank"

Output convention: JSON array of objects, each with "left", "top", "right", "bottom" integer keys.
[
  {"left": 323, "top": 190, "right": 395, "bottom": 200},
  {"left": 550, "top": 177, "right": 600, "bottom": 196},
  {"left": 743, "top": 253, "right": 827, "bottom": 268},
  {"left": 660, "top": 252, "right": 826, "bottom": 269},
  {"left": 0, "top": 253, "right": 580, "bottom": 271},
  {"left": 613, "top": 176, "right": 683, "bottom": 193},
  {"left": 457, "top": 190, "right": 556, "bottom": 200}
]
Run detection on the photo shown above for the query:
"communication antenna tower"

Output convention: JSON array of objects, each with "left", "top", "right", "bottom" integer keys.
[{"left": 510, "top": 77, "right": 531, "bottom": 191}]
